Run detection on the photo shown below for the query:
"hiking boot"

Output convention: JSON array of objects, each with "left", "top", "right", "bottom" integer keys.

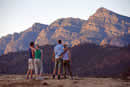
[
  {"left": 52, "top": 75, "right": 55, "bottom": 79},
  {"left": 64, "top": 75, "right": 67, "bottom": 79},
  {"left": 71, "top": 76, "right": 73, "bottom": 80},
  {"left": 58, "top": 75, "right": 61, "bottom": 80},
  {"left": 70, "top": 74, "right": 73, "bottom": 80},
  {"left": 26, "top": 76, "right": 29, "bottom": 80}
]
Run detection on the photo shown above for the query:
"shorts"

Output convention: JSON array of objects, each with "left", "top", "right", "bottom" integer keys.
[
  {"left": 54, "top": 58, "right": 62, "bottom": 70},
  {"left": 63, "top": 60, "right": 70, "bottom": 64},
  {"left": 28, "top": 59, "right": 34, "bottom": 70},
  {"left": 34, "top": 59, "right": 43, "bottom": 74}
]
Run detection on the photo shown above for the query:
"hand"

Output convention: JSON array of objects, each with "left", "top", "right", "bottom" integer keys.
[
  {"left": 52, "top": 57, "right": 55, "bottom": 62},
  {"left": 59, "top": 56, "right": 63, "bottom": 59},
  {"left": 69, "top": 59, "right": 72, "bottom": 63}
]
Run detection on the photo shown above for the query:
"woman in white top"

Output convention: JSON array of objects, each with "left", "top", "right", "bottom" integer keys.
[{"left": 63, "top": 44, "right": 73, "bottom": 79}]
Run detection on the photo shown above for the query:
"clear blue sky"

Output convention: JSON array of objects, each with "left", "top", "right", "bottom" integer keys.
[{"left": 0, "top": 0, "right": 130, "bottom": 37}]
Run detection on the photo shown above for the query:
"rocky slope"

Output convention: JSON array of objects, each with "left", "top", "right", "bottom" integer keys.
[
  {"left": 35, "top": 18, "right": 85, "bottom": 46},
  {"left": 2, "top": 23, "right": 48, "bottom": 55},
  {"left": 80, "top": 8, "right": 130, "bottom": 46},
  {"left": 0, "top": 35, "right": 12, "bottom": 55},
  {"left": 0, "top": 7, "right": 130, "bottom": 55},
  {"left": 0, "top": 43, "right": 130, "bottom": 77}
]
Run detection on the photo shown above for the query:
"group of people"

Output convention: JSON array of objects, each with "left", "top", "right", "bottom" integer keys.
[{"left": 26, "top": 40, "right": 73, "bottom": 80}]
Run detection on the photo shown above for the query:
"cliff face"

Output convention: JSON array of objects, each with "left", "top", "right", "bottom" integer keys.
[
  {"left": 4, "top": 23, "right": 48, "bottom": 54},
  {"left": 35, "top": 18, "right": 85, "bottom": 46},
  {"left": 80, "top": 7, "right": 130, "bottom": 46},
  {"left": 35, "top": 8, "right": 130, "bottom": 47},
  {"left": 0, "top": 35, "right": 12, "bottom": 55},
  {"left": 0, "top": 7, "right": 130, "bottom": 55},
  {"left": 0, "top": 44, "right": 130, "bottom": 77}
]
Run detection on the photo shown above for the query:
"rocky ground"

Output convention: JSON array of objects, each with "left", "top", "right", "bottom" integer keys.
[{"left": 0, "top": 75, "right": 130, "bottom": 87}]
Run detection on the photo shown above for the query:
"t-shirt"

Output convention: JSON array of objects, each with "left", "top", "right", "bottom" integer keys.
[
  {"left": 54, "top": 44, "right": 64, "bottom": 59},
  {"left": 63, "top": 51, "right": 69, "bottom": 60},
  {"left": 29, "top": 48, "right": 33, "bottom": 59},
  {"left": 35, "top": 49, "right": 41, "bottom": 59}
]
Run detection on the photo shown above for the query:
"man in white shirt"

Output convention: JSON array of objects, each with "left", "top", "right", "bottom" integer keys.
[{"left": 52, "top": 40, "right": 64, "bottom": 79}]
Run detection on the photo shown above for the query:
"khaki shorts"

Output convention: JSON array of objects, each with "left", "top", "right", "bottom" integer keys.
[
  {"left": 34, "top": 59, "right": 43, "bottom": 74},
  {"left": 28, "top": 59, "right": 34, "bottom": 70},
  {"left": 54, "top": 59, "right": 62, "bottom": 70}
]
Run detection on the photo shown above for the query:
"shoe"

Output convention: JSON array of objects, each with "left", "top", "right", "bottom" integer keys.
[
  {"left": 36, "top": 77, "right": 39, "bottom": 80},
  {"left": 52, "top": 75, "right": 55, "bottom": 79},
  {"left": 26, "top": 77, "right": 29, "bottom": 80},
  {"left": 58, "top": 75, "right": 60, "bottom": 80},
  {"left": 64, "top": 75, "right": 67, "bottom": 79},
  {"left": 71, "top": 76, "right": 73, "bottom": 80}
]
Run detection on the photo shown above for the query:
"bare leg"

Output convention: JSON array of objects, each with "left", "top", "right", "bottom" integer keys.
[
  {"left": 58, "top": 60, "right": 62, "bottom": 79},
  {"left": 58, "top": 68, "right": 61, "bottom": 75},
  {"left": 53, "top": 66, "right": 57, "bottom": 75},
  {"left": 30, "top": 70, "right": 33, "bottom": 79},
  {"left": 68, "top": 63, "right": 73, "bottom": 79},
  {"left": 26, "top": 70, "right": 30, "bottom": 79},
  {"left": 58, "top": 61, "right": 61, "bottom": 76},
  {"left": 63, "top": 62, "right": 67, "bottom": 78},
  {"left": 52, "top": 60, "right": 57, "bottom": 79},
  {"left": 40, "top": 60, "right": 43, "bottom": 76}
]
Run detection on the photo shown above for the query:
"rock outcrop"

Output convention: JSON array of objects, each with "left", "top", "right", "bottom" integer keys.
[{"left": 4, "top": 23, "right": 48, "bottom": 54}]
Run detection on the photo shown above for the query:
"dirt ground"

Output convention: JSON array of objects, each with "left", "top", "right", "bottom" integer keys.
[{"left": 0, "top": 75, "right": 130, "bottom": 87}]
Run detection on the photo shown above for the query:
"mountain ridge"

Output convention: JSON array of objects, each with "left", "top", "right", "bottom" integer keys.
[{"left": 0, "top": 7, "right": 130, "bottom": 55}]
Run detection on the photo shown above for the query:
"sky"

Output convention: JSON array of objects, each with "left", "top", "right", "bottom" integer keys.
[{"left": 0, "top": 0, "right": 130, "bottom": 37}]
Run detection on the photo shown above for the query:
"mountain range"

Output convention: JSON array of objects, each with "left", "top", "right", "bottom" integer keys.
[{"left": 0, "top": 7, "right": 130, "bottom": 55}]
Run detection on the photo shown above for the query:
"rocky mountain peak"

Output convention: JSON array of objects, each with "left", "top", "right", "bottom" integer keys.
[
  {"left": 96, "top": 7, "right": 109, "bottom": 13},
  {"left": 91, "top": 7, "right": 119, "bottom": 20},
  {"left": 25, "top": 23, "right": 48, "bottom": 32},
  {"left": 0, "top": 8, "right": 130, "bottom": 55},
  {"left": 50, "top": 17, "right": 85, "bottom": 27},
  {"left": 32, "top": 23, "right": 46, "bottom": 27},
  {"left": 87, "top": 7, "right": 122, "bottom": 25}
]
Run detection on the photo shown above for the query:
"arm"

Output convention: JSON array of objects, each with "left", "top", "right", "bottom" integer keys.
[
  {"left": 68, "top": 49, "right": 71, "bottom": 62},
  {"left": 59, "top": 47, "right": 67, "bottom": 57},
  {"left": 31, "top": 47, "right": 35, "bottom": 58},
  {"left": 52, "top": 51, "right": 55, "bottom": 62},
  {"left": 32, "top": 49, "right": 35, "bottom": 58},
  {"left": 41, "top": 50, "right": 43, "bottom": 61}
]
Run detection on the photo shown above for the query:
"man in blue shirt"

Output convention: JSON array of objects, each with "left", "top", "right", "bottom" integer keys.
[{"left": 52, "top": 40, "right": 64, "bottom": 79}]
